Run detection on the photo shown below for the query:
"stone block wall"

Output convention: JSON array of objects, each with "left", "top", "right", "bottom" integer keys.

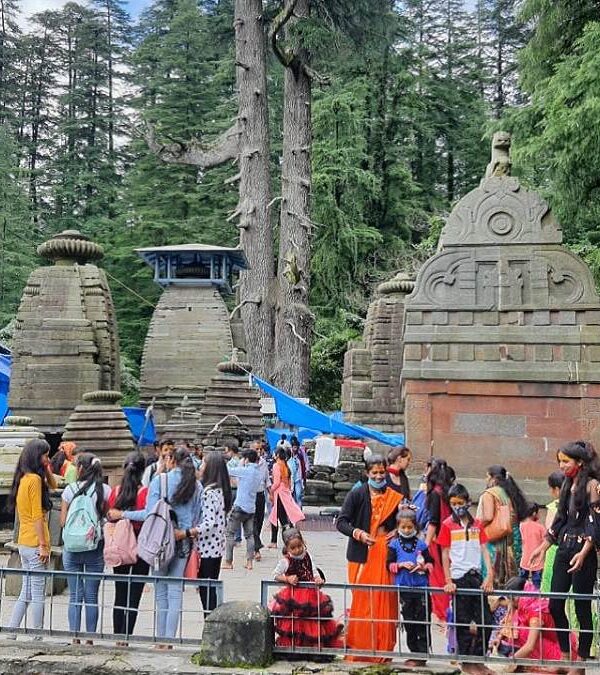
[
  {"left": 404, "top": 380, "right": 600, "bottom": 481},
  {"left": 342, "top": 273, "right": 413, "bottom": 433},
  {"left": 139, "top": 285, "right": 233, "bottom": 427}
]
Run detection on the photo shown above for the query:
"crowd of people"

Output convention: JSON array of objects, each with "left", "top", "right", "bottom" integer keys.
[
  {"left": 331, "top": 441, "right": 600, "bottom": 674},
  {"left": 5, "top": 432, "right": 600, "bottom": 674},
  {"left": 6, "top": 434, "right": 308, "bottom": 648}
]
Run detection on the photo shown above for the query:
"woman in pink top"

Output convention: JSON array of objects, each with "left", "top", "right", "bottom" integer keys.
[
  {"left": 268, "top": 448, "right": 305, "bottom": 547},
  {"left": 519, "top": 504, "right": 546, "bottom": 588}
]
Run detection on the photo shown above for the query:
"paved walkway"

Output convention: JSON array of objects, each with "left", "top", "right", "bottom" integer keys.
[{"left": 0, "top": 508, "right": 448, "bottom": 661}]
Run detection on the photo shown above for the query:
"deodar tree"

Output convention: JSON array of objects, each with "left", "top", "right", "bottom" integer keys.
[{"left": 146, "top": 0, "right": 276, "bottom": 382}]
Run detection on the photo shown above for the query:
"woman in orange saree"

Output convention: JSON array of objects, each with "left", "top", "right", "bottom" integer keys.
[{"left": 336, "top": 455, "right": 402, "bottom": 662}]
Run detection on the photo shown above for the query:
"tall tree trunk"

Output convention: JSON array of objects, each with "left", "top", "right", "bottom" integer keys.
[
  {"left": 145, "top": 0, "right": 276, "bottom": 380},
  {"left": 272, "top": 0, "right": 313, "bottom": 396},
  {"left": 234, "top": 0, "right": 275, "bottom": 379}
]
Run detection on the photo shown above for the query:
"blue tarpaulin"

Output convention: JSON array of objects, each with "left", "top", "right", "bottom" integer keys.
[
  {"left": 252, "top": 375, "right": 404, "bottom": 448},
  {"left": 123, "top": 407, "right": 156, "bottom": 446},
  {"left": 0, "top": 353, "right": 10, "bottom": 423}
]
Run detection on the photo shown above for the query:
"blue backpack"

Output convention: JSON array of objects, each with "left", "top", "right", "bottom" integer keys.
[
  {"left": 412, "top": 489, "right": 430, "bottom": 531},
  {"left": 63, "top": 483, "right": 102, "bottom": 553}
]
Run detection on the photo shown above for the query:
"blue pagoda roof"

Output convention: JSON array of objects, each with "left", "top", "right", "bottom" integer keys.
[{"left": 135, "top": 244, "right": 248, "bottom": 270}]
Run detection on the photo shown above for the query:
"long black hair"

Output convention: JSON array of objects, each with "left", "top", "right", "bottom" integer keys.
[
  {"left": 114, "top": 451, "right": 146, "bottom": 511},
  {"left": 487, "top": 465, "right": 529, "bottom": 522},
  {"left": 556, "top": 441, "right": 600, "bottom": 517},
  {"left": 201, "top": 451, "right": 233, "bottom": 513},
  {"left": 171, "top": 447, "right": 198, "bottom": 505},
  {"left": 426, "top": 457, "right": 454, "bottom": 511},
  {"left": 9, "top": 438, "right": 52, "bottom": 513},
  {"left": 75, "top": 452, "right": 106, "bottom": 518}
]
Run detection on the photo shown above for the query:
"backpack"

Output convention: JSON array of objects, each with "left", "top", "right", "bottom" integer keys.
[
  {"left": 137, "top": 473, "right": 176, "bottom": 572},
  {"left": 412, "top": 489, "right": 430, "bottom": 530},
  {"left": 62, "top": 483, "right": 103, "bottom": 553},
  {"left": 103, "top": 519, "right": 138, "bottom": 567}
]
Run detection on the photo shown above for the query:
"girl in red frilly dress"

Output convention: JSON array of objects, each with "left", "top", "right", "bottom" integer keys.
[{"left": 269, "top": 527, "right": 343, "bottom": 650}]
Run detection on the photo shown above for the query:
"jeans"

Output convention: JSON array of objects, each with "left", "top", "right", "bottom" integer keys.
[
  {"left": 550, "top": 543, "right": 597, "bottom": 659},
  {"left": 113, "top": 557, "right": 149, "bottom": 637},
  {"left": 198, "top": 556, "right": 222, "bottom": 614},
  {"left": 225, "top": 507, "right": 254, "bottom": 564},
  {"left": 154, "top": 555, "right": 187, "bottom": 639},
  {"left": 519, "top": 567, "right": 542, "bottom": 588},
  {"left": 292, "top": 482, "right": 303, "bottom": 507},
  {"left": 9, "top": 545, "right": 47, "bottom": 631},
  {"left": 62, "top": 545, "right": 105, "bottom": 633}
]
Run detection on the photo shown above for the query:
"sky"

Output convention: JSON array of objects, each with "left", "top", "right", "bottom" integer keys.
[{"left": 21, "top": 0, "right": 149, "bottom": 20}]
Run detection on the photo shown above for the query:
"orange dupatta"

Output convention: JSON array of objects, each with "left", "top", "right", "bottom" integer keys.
[{"left": 345, "top": 487, "right": 402, "bottom": 662}]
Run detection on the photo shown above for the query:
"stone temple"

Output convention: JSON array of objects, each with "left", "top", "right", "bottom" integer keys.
[
  {"left": 402, "top": 133, "right": 600, "bottom": 482},
  {"left": 9, "top": 230, "right": 120, "bottom": 438},
  {"left": 137, "top": 244, "right": 248, "bottom": 429},
  {"left": 342, "top": 273, "right": 414, "bottom": 435}
]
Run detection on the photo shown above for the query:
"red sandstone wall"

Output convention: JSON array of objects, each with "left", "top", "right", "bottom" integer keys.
[{"left": 404, "top": 380, "right": 600, "bottom": 480}]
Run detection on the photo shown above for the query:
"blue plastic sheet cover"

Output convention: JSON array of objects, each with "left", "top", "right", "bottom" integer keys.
[
  {"left": 252, "top": 375, "right": 404, "bottom": 448},
  {"left": 124, "top": 407, "right": 156, "bottom": 446}
]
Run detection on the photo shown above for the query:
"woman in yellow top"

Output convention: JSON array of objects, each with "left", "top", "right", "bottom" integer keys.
[{"left": 8, "top": 438, "right": 57, "bottom": 635}]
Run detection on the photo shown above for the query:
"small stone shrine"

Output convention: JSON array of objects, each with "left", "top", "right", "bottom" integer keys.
[
  {"left": 342, "top": 272, "right": 414, "bottom": 434},
  {"left": 0, "top": 416, "right": 45, "bottom": 494},
  {"left": 137, "top": 244, "right": 248, "bottom": 428},
  {"left": 402, "top": 132, "right": 600, "bottom": 480},
  {"left": 161, "top": 395, "right": 202, "bottom": 444},
  {"left": 198, "top": 356, "right": 263, "bottom": 446},
  {"left": 62, "top": 390, "right": 134, "bottom": 482},
  {"left": 9, "top": 230, "right": 120, "bottom": 435}
]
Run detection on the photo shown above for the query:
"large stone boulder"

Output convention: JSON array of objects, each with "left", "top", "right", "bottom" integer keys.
[{"left": 195, "top": 601, "right": 273, "bottom": 668}]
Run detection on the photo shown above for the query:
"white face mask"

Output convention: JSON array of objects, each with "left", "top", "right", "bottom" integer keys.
[
  {"left": 399, "top": 529, "right": 417, "bottom": 539},
  {"left": 289, "top": 551, "right": 305, "bottom": 560}
]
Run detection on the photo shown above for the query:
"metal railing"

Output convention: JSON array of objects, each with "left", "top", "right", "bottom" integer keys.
[
  {"left": 0, "top": 567, "right": 223, "bottom": 645},
  {"left": 260, "top": 579, "right": 600, "bottom": 667}
]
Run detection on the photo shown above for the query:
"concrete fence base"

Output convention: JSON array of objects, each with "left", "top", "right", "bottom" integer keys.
[{"left": 194, "top": 601, "right": 273, "bottom": 668}]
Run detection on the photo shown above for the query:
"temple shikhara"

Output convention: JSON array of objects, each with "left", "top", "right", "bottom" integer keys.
[
  {"left": 137, "top": 244, "right": 248, "bottom": 429},
  {"left": 401, "top": 133, "right": 600, "bottom": 480}
]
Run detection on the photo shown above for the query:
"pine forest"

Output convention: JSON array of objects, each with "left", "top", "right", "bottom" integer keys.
[{"left": 1, "top": 0, "right": 600, "bottom": 409}]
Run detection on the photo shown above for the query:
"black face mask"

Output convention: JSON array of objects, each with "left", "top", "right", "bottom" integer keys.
[{"left": 452, "top": 505, "right": 469, "bottom": 518}]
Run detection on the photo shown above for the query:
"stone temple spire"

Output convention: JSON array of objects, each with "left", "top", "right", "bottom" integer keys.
[{"left": 9, "top": 230, "right": 120, "bottom": 435}]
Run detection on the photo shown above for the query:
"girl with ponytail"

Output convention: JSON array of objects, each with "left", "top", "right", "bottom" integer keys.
[
  {"left": 107, "top": 451, "right": 149, "bottom": 645},
  {"left": 60, "top": 452, "right": 111, "bottom": 642},
  {"left": 530, "top": 441, "right": 600, "bottom": 672}
]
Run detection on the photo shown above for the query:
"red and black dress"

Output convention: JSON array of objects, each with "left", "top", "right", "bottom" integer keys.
[{"left": 269, "top": 552, "right": 343, "bottom": 649}]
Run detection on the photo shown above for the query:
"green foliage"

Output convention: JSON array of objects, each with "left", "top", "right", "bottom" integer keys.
[
  {"left": 507, "top": 22, "right": 600, "bottom": 242},
  {"left": 0, "top": 125, "right": 37, "bottom": 326},
  {"left": 309, "top": 314, "right": 361, "bottom": 411}
]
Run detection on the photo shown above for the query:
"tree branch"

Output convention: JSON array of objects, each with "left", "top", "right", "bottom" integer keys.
[
  {"left": 269, "top": 0, "right": 299, "bottom": 69},
  {"left": 144, "top": 121, "right": 240, "bottom": 169},
  {"left": 286, "top": 319, "right": 308, "bottom": 344},
  {"left": 230, "top": 298, "right": 261, "bottom": 320}
]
